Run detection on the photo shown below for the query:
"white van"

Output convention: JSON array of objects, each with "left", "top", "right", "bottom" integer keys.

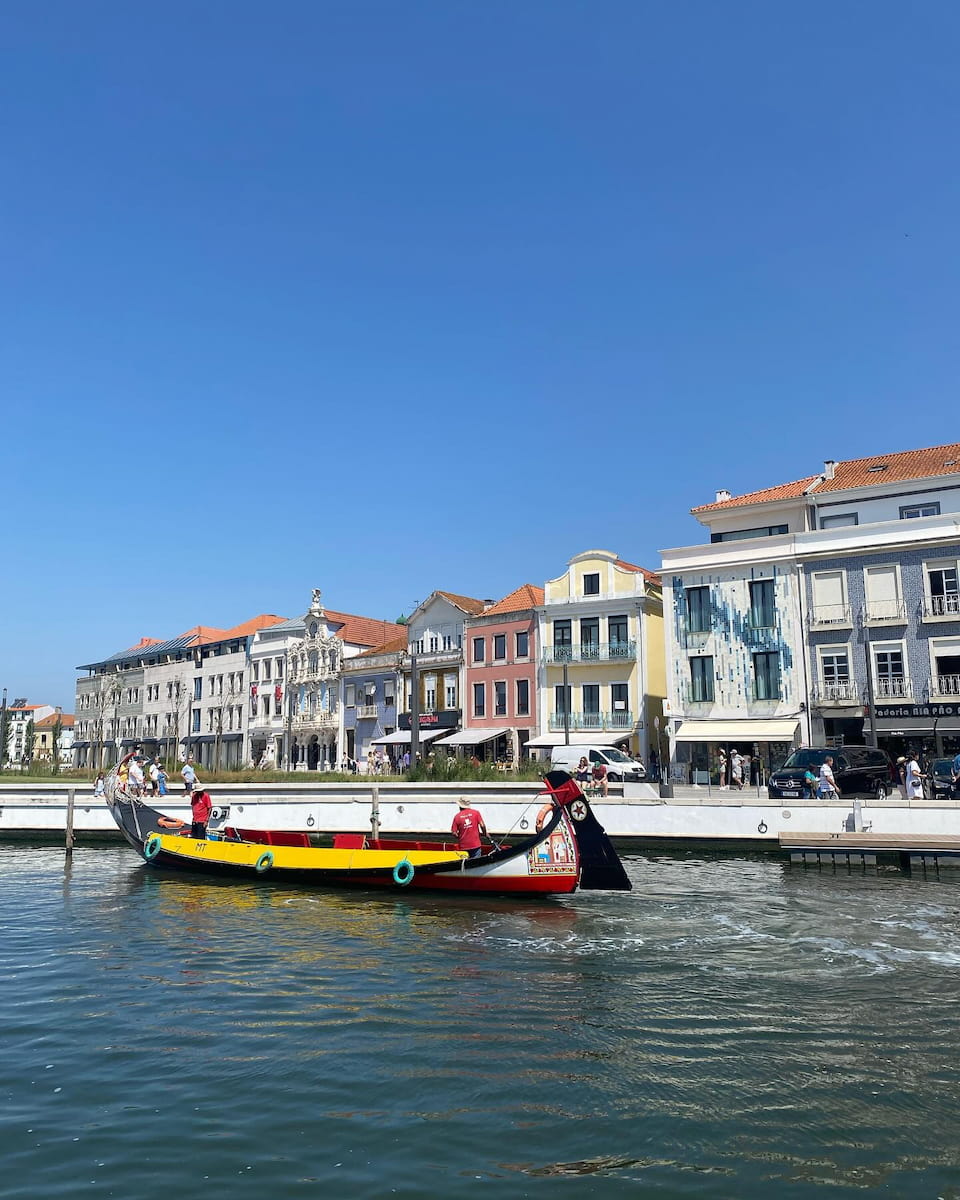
[{"left": 550, "top": 744, "right": 646, "bottom": 783}]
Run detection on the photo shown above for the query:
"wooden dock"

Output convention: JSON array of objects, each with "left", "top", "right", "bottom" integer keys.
[{"left": 781, "top": 832, "right": 960, "bottom": 872}]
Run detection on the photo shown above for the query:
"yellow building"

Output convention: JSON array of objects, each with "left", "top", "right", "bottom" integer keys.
[{"left": 533, "top": 550, "right": 665, "bottom": 766}]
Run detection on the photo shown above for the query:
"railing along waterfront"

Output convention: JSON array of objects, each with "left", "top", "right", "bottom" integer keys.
[{"left": 542, "top": 642, "right": 636, "bottom": 664}]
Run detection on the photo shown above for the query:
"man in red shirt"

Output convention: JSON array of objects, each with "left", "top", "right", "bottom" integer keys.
[
  {"left": 451, "top": 797, "right": 487, "bottom": 859},
  {"left": 191, "top": 787, "right": 212, "bottom": 839}
]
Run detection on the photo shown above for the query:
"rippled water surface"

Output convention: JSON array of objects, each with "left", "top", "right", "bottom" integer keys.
[{"left": 3, "top": 846, "right": 960, "bottom": 1199}]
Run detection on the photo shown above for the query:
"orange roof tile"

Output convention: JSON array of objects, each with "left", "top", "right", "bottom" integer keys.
[
  {"left": 434, "top": 590, "right": 488, "bottom": 615},
  {"left": 815, "top": 441, "right": 960, "bottom": 493},
  {"left": 324, "top": 611, "right": 406, "bottom": 648},
  {"left": 692, "top": 475, "right": 820, "bottom": 513},
  {"left": 35, "top": 712, "right": 74, "bottom": 727},
  {"left": 220, "top": 614, "right": 288, "bottom": 639},
  {"left": 482, "top": 584, "right": 545, "bottom": 616},
  {"left": 355, "top": 634, "right": 408, "bottom": 658},
  {"left": 614, "top": 559, "right": 661, "bottom": 584}
]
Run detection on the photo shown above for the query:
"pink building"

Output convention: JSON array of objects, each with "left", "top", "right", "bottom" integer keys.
[{"left": 448, "top": 584, "right": 544, "bottom": 763}]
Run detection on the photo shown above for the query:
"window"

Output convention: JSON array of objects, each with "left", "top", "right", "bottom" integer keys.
[
  {"left": 263, "top": 661, "right": 271, "bottom": 681},
  {"left": 820, "top": 513, "right": 859, "bottom": 529},
  {"left": 553, "top": 620, "right": 572, "bottom": 655},
  {"left": 424, "top": 675, "right": 437, "bottom": 711},
  {"left": 252, "top": 662, "right": 259, "bottom": 681},
  {"left": 611, "top": 683, "right": 628, "bottom": 712},
  {"left": 429, "top": 636, "right": 438, "bottom": 652},
  {"left": 818, "top": 647, "right": 851, "bottom": 700},
  {"left": 901, "top": 502, "right": 940, "bottom": 519},
  {"left": 582, "top": 683, "right": 600, "bottom": 715},
  {"left": 748, "top": 580, "right": 775, "bottom": 629},
  {"left": 865, "top": 565, "right": 903, "bottom": 621},
  {"left": 685, "top": 587, "right": 711, "bottom": 633},
  {"left": 384, "top": 684, "right": 395, "bottom": 707},
  {"left": 473, "top": 637, "right": 485, "bottom": 663},
  {"left": 752, "top": 652, "right": 781, "bottom": 700},
  {"left": 711, "top": 524, "right": 788, "bottom": 542},
  {"left": 926, "top": 562, "right": 960, "bottom": 617},
  {"left": 583, "top": 572, "right": 600, "bottom": 595},
  {"left": 444, "top": 673, "right": 457, "bottom": 709},
  {"left": 193, "top": 677, "right": 203, "bottom": 700},
  {"left": 442, "top": 634, "right": 453, "bottom": 650},
  {"left": 473, "top": 683, "right": 485, "bottom": 718},
  {"left": 494, "top": 681, "right": 507, "bottom": 716},
  {"left": 811, "top": 571, "right": 849, "bottom": 625},
  {"left": 932, "top": 637, "right": 960, "bottom": 697},
  {"left": 873, "top": 645, "right": 906, "bottom": 697},
  {"left": 608, "top": 616, "right": 628, "bottom": 650},
  {"left": 493, "top": 634, "right": 506, "bottom": 660},
  {"left": 191, "top": 709, "right": 201, "bottom": 732},
  {"left": 580, "top": 618, "right": 600, "bottom": 658},
  {"left": 345, "top": 684, "right": 355, "bottom": 706},
  {"left": 554, "top": 684, "right": 571, "bottom": 715},
  {"left": 515, "top": 630, "right": 529, "bottom": 658},
  {"left": 689, "top": 656, "right": 715, "bottom": 702},
  {"left": 516, "top": 679, "right": 530, "bottom": 715},
  {"left": 237, "top": 672, "right": 243, "bottom": 690}
]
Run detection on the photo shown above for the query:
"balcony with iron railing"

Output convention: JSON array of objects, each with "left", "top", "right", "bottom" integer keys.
[
  {"left": 864, "top": 599, "right": 907, "bottom": 625},
  {"left": 809, "top": 603, "right": 853, "bottom": 628},
  {"left": 542, "top": 642, "right": 636, "bottom": 665},
  {"left": 874, "top": 676, "right": 911, "bottom": 700},
  {"left": 291, "top": 709, "right": 339, "bottom": 730},
  {"left": 548, "top": 710, "right": 635, "bottom": 731},
  {"left": 922, "top": 594, "right": 960, "bottom": 620},
  {"left": 811, "top": 681, "right": 861, "bottom": 705},
  {"left": 355, "top": 704, "right": 379, "bottom": 719},
  {"left": 931, "top": 674, "right": 960, "bottom": 698}
]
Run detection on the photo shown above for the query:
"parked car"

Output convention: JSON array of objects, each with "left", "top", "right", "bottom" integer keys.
[
  {"left": 550, "top": 744, "right": 647, "bottom": 783},
  {"left": 768, "top": 746, "right": 895, "bottom": 800},
  {"left": 926, "top": 758, "right": 960, "bottom": 800}
]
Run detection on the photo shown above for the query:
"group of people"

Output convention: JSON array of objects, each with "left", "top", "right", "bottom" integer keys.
[
  {"left": 573, "top": 756, "right": 609, "bottom": 796},
  {"left": 717, "top": 748, "right": 753, "bottom": 790},
  {"left": 107, "top": 755, "right": 170, "bottom": 800}
]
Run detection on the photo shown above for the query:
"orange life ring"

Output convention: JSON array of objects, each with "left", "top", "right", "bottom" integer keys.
[
  {"left": 535, "top": 803, "right": 555, "bottom": 832},
  {"left": 158, "top": 817, "right": 185, "bottom": 829}
]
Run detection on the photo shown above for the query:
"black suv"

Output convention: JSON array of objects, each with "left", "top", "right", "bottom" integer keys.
[{"left": 768, "top": 747, "right": 895, "bottom": 800}]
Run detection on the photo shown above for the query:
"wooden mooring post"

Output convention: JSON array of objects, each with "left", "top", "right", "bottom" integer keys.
[{"left": 65, "top": 788, "right": 76, "bottom": 856}]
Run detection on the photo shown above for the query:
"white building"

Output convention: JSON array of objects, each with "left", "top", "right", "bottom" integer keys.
[{"left": 662, "top": 440, "right": 960, "bottom": 782}]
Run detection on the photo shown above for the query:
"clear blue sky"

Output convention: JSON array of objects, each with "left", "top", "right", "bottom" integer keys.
[{"left": 2, "top": 1, "right": 958, "bottom": 710}]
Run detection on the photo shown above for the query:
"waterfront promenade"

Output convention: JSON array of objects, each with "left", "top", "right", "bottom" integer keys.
[{"left": 3, "top": 778, "right": 960, "bottom": 846}]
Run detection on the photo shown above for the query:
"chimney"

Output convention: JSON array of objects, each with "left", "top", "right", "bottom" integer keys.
[
  {"left": 482, "top": 599, "right": 494, "bottom": 610},
  {"left": 715, "top": 489, "right": 731, "bottom": 503},
  {"left": 823, "top": 460, "right": 836, "bottom": 480}
]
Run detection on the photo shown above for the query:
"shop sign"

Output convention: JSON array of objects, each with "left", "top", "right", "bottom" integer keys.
[
  {"left": 878, "top": 703, "right": 960, "bottom": 719},
  {"left": 399, "top": 710, "right": 461, "bottom": 730}
]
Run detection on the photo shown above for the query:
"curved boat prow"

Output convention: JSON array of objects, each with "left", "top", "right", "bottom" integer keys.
[{"left": 541, "top": 770, "right": 632, "bottom": 891}]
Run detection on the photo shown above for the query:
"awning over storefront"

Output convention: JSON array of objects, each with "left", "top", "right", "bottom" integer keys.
[
  {"left": 370, "top": 728, "right": 446, "bottom": 745},
  {"left": 524, "top": 731, "right": 632, "bottom": 748},
  {"left": 433, "top": 727, "right": 512, "bottom": 747},
  {"left": 673, "top": 719, "right": 800, "bottom": 743},
  {"left": 873, "top": 716, "right": 960, "bottom": 734}
]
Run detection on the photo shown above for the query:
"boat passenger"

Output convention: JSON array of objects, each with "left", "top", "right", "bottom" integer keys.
[
  {"left": 191, "top": 787, "right": 212, "bottom": 839},
  {"left": 451, "top": 797, "right": 487, "bottom": 859}
]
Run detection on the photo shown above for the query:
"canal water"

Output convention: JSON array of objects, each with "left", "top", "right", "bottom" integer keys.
[{"left": 2, "top": 847, "right": 960, "bottom": 1199}]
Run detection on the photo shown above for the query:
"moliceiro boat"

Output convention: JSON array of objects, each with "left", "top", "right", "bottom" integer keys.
[{"left": 103, "top": 761, "right": 631, "bottom": 896}]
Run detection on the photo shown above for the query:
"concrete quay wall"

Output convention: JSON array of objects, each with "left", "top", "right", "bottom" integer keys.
[{"left": 2, "top": 780, "right": 960, "bottom": 843}]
